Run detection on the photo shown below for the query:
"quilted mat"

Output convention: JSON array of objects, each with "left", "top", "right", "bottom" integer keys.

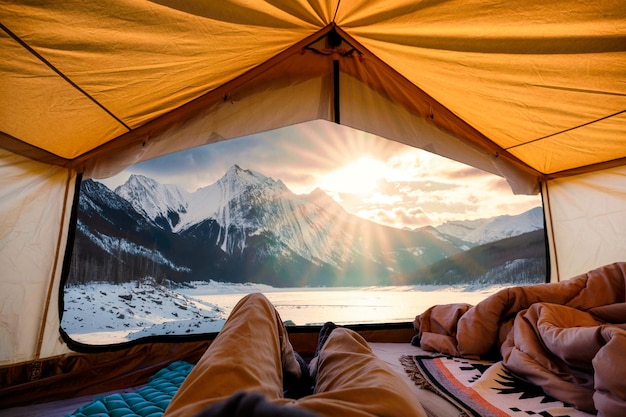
[{"left": 67, "top": 361, "right": 193, "bottom": 417}]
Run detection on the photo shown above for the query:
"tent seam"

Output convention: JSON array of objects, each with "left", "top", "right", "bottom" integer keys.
[
  {"left": 506, "top": 109, "right": 626, "bottom": 150},
  {"left": 0, "top": 22, "right": 131, "bottom": 132},
  {"left": 332, "top": 0, "right": 341, "bottom": 22}
]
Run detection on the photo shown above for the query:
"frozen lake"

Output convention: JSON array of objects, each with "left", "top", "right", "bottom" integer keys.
[{"left": 179, "top": 284, "right": 504, "bottom": 326}]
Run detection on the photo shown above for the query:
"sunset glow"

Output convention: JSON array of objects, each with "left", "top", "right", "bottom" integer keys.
[{"left": 319, "top": 157, "right": 386, "bottom": 195}]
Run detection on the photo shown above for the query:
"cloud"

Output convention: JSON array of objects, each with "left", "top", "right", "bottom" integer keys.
[
  {"left": 357, "top": 206, "right": 433, "bottom": 229},
  {"left": 363, "top": 192, "right": 403, "bottom": 206}
]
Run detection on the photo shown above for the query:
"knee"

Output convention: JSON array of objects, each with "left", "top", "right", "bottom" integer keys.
[
  {"left": 240, "top": 292, "right": 272, "bottom": 305},
  {"left": 325, "top": 327, "right": 369, "bottom": 350},
  {"left": 246, "top": 292, "right": 269, "bottom": 301},
  {"left": 328, "top": 327, "right": 354, "bottom": 339}
]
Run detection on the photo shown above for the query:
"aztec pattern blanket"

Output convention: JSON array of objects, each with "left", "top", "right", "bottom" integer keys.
[{"left": 400, "top": 355, "right": 594, "bottom": 417}]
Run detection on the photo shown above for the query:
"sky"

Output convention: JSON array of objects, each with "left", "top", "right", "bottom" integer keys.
[{"left": 99, "top": 120, "right": 541, "bottom": 229}]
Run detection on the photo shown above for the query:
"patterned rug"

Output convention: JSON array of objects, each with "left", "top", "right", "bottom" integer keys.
[{"left": 400, "top": 355, "right": 592, "bottom": 417}]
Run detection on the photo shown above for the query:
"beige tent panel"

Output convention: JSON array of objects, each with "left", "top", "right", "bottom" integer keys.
[
  {"left": 545, "top": 165, "right": 626, "bottom": 280},
  {"left": 0, "top": 150, "right": 75, "bottom": 363},
  {"left": 84, "top": 76, "right": 332, "bottom": 180}
]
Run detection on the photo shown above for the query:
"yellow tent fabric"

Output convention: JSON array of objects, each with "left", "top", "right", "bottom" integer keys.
[{"left": 1, "top": 0, "right": 624, "bottom": 178}]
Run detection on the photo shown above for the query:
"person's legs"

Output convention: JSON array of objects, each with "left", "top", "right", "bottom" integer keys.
[
  {"left": 163, "top": 293, "right": 303, "bottom": 417},
  {"left": 298, "top": 326, "right": 427, "bottom": 417}
]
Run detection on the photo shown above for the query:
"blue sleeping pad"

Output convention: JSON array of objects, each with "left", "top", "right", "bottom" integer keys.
[{"left": 67, "top": 360, "right": 194, "bottom": 417}]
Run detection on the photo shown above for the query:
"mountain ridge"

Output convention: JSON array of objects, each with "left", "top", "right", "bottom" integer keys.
[
  {"left": 68, "top": 165, "right": 546, "bottom": 287},
  {"left": 114, "top": 165, "right": 542, "bottom": 246}
]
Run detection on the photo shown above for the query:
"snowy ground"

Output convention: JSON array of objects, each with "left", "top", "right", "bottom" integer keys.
[
  {"left": 62, "top": 280, "right": 228, "bottom": 344},
  {"left": 62, "top": 280, "right": 506, "bottom": 345}
]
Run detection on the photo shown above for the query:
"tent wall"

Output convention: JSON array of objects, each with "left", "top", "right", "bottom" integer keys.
[
  {"left": 544, "top": 165, "right": 626, "bottom": 281},
  {"left": 0, "top": 149, "right": 74, "bottom": 365}
]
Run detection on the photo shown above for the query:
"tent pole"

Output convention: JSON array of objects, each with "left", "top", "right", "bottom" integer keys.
[
  {"left": 542, "top": 181, "right": 561, "bottom": 282},
  {"left": 35, "top": 170, "right": 74, "bottom": 358},
  {"left": 333, "top": 58, "right": 340, "bottom": 124}
]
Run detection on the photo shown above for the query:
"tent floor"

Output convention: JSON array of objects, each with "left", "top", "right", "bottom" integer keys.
[
  {"left": 0, "top": 323, "right": 415, "bottom": 409},
  {"left": 0, "top": 341, "right": 457, "bottom": 417}
]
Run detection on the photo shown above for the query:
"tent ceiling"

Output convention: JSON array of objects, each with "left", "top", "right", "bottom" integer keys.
[{"left": 1, "top": 1, "right": 625, "bottom": 179}]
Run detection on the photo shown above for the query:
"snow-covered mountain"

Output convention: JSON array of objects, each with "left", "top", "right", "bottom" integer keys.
[
  {"left": 181, "top": 165, "right": 288, "bottom": 231},
  {"left": 68, "top": 165, "right": 546, "bottom": 287},
  {"left": 116, "top": 174, "right": 189, "bottom": 230},
  {"left": 181, "top": 165, "right": 352, "bottom": 262},
  {"left": 111, "top": 164, "right": 426, "bottom": 270},
  {"left": 431, "top": 207, "right": 544, "bottom": 247}
]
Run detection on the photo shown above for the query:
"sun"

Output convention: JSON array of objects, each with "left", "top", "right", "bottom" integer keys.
[{"left": 319, "top": 157, "right": 386, "bottom": 195}]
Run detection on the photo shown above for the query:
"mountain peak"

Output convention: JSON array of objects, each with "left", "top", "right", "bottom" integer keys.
[
  {"left": 126, "top": 173, "right": 156, "bottom": 186},
  {"left": 115, "top": 174, "right": 188, "bottom": 230},
  {"left": 227, "top": 164, "right": 243, "bottom": 174},
  {"left": 220, "top": 164, "right": 268, "bottom": 185}
]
